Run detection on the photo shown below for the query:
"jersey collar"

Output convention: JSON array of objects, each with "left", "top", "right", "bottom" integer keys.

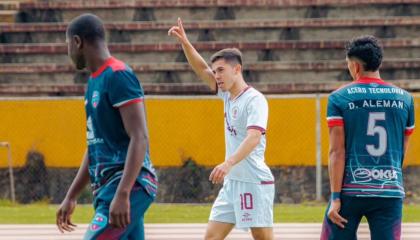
[
  {"left": 355, "top": 77, "right": 385, "bottom": 85},
  {"left": 91, "top": 57, "right": 116, "bottom": 78},
  {"left": 230, "top": 86, "right": 251, "bottom": 101}
]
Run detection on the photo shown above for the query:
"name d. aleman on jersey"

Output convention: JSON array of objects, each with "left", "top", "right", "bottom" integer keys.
[{"left": 348, "top": 99, "right": 404, "bottom": 110}]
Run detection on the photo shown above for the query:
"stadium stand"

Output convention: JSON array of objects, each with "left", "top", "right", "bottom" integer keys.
[{"left": 0, "top": 0, "right": 419, "bottom": 95}]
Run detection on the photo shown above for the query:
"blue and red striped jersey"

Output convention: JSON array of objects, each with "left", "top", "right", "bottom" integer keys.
[
  {"left": 327, "top": 77, "right": 415, "bottom": 198},
  {"left": 85, "top": 57, "right": 157, "bottom": 198}
]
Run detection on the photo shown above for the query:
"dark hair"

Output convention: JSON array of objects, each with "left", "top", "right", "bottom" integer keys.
[
  {"left": 345, "top": 35, "right": 383, "bottom": 71},
  {"left": 67, "top": 14, "right": 105, "bottom": 43},
  {"left": 210, "top": 48, "right": 243, "bottom": 66}
]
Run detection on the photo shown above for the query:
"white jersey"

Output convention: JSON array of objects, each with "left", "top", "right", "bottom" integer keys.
[{"left": 217, "top": 86, "right": 274, "bottom": 183}]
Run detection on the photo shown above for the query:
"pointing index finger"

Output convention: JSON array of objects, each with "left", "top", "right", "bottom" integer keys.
[{"left": 178, "top": 17, "right": 184, "bottom": 32}]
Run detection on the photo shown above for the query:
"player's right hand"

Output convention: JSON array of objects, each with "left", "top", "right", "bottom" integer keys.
[
  {"left": 168, "top": 17, "right": 189, "bottom": 45},
  {"left": 56, "top": 197, "right": 77, "bottom": 233},
  {"left": 109, "top": 193, "right": 131, "bottom": 229},
  {"left": 327, "top": 199, "right": 348, "bottom": 229}
]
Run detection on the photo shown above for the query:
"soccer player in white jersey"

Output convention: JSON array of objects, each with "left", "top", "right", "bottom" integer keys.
[{"left": 169, "top": 18, "right": 275, "bottom": 240}]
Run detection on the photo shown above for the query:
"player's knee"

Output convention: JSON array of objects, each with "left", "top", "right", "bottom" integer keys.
[
  {"left": 251, "top": 228, "right": 273, "bottom": 240},
  {"left": 204, "top": 235, "right": 222, "bottom": 240},
  {"left": 204, "top": 231, "right": 224, "bottom": 240}
]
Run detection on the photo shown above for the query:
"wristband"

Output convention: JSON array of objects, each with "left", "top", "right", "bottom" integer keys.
[{"left": 331, "top": 192, "right": 341, "bottom": 201}]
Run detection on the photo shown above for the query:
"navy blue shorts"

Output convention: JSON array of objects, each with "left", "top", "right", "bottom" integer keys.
[
  {"left": 321, "top": 195, "right": 402, "bottom": 240},
  {"left": 84, "top": 183, "right": 154, "bottom": 240}
]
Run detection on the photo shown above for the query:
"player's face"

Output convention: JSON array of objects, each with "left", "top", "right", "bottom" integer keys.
[
  {"left": 212, "top": 59, "right": 241, "bottom": 92},
  {"left": 66, "top": 33, "right": 86, "bottom": 70}
]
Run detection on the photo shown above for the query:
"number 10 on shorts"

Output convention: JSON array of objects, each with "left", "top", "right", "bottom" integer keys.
[{"left": 240, "top": 193, "right": 253, "bottom": 210}]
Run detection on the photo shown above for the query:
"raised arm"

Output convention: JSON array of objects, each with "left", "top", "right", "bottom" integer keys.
[{"left": 168, "top": 18, "right": 217, "bottom": 91}]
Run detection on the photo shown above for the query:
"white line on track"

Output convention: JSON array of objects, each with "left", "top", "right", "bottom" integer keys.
[{"left": 0, "top": 223, "right": 419, "bottom": 240}]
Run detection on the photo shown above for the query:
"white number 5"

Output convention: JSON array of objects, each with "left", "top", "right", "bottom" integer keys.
[{"left": 366, "top": 112, "right": 387, "bottom": 157}]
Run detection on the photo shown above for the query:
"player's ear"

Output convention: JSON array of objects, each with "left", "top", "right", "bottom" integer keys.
[
  {"left": 234, "top": 64, "right": 242, "bottom": 75},
  {"left": 355, "top": 61, "right": 362, "bottom": 75},
  {"left": 73, "top": 35, "right": 83, "bottom": 50}
]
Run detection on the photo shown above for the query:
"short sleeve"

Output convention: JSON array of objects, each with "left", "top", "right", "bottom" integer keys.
[
  {"left": 405, "top": 95, "right": 415, "bottom": 136},
  {"left": 108, "top": 70, "right": 144, "bottom": 108},
  {"left": 327, "top": 94, "right": 344, "bottom": 128},
  {"left": 246, "top": 95, "right": 268, "bottom": 134}
]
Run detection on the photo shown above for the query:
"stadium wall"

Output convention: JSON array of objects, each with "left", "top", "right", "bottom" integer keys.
[
  {"left": 0, "top": 96, "right": 419, "bottom": 203},
  {"left": 1, "top": 96, "right": 419, "bottom": 167}
]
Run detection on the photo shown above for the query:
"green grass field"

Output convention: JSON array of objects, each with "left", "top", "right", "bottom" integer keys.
[{"left": 0, "top": 200, "right": 419, "bottom": 224}]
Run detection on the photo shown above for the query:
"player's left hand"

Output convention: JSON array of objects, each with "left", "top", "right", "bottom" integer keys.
[
  {"left": 209, "top": 160, "right": 233, "bottom": 184},
  {"left": 109, "top": 193, "right": 131, "bottom": 229},
  {"left": 327, "top": 199, "right": 348, "bottom": 229},
  {"left": 56, "top": 197, "right": 77, "bottom": 233}
]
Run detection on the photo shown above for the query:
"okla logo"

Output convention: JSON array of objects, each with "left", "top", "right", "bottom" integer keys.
[{"left": 353, "top": 168, "right": 398, "bottom": 182}]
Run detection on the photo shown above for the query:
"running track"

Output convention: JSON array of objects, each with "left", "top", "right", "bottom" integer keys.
[{"left": 1, "top": 223, "right": 419, "bottom": 239}]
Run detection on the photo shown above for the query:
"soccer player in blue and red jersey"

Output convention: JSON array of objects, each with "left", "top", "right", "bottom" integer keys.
[
  {"left": 321, "top": 36, "right": 415, "bottom": 240},
  {"left": 56, "top": 14, "right": 157, "bottom": 240}
]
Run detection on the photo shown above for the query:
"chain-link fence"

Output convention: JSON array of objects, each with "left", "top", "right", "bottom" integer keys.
[{"left": 1, "top": 95, "right": 420, "bottom": 206}]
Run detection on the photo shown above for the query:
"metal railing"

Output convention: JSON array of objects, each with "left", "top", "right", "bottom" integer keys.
[{"left": 0, "top": 142, "right": 15, "bottom": 203}]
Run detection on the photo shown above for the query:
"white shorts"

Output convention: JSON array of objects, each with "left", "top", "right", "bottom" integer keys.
[{"left": 209, "top": 178, "right": 275, "bottom": 229}]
